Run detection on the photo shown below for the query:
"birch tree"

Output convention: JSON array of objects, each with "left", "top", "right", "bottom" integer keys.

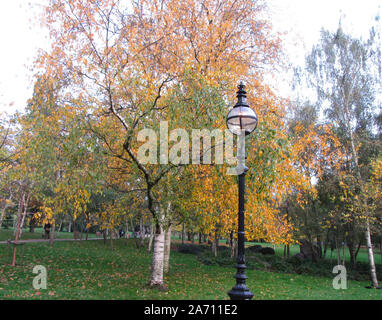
[
  {"left": 37, "top": 0, "right": 284, "bottom": 288},
  {"left": 304, "top": 25, "right": 381, "bottom": 287}
]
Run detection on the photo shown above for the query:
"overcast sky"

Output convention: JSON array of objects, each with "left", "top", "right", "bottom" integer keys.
[{"left": 0, "top": 0, "right": 381, "bottom": 115}]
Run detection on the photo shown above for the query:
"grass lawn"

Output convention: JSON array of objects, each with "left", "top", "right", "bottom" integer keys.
[{"left": 0, "top": 236, "right": 381, "bottom": 300}]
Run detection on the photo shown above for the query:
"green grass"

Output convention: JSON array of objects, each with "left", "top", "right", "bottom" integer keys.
[{"left": 0, "top": 237, "right": 381, "bottom": 300}]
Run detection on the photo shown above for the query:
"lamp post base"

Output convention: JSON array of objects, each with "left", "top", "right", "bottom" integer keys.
[
  {"left": 228, "top": 286, "right": 254, "bottom": 300},
  {"left": 228, "top": 264, "right": 254, "bottom": 300}
]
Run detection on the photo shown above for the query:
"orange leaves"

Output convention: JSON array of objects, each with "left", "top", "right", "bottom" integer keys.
[
  {"left": 98, "top": 201, "right": 126, "bottom": 230},
  {"left": 291, "top": 122, "right": 345, "bottom": 183}
]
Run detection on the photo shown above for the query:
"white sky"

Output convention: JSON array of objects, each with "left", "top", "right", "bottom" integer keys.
[
  {"left": 0, "top": 0, "right": 381, "bottom": 115},
  {"left": 0, "top": 0, "right": 49, "bottom": 115},
  {"left": 267, "top": 0, "right": 382, "bottom": 99}
]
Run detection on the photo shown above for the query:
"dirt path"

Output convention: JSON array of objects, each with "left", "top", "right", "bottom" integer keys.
[{"left": 0, "top": 238, "right": 104, "bottom": 244}]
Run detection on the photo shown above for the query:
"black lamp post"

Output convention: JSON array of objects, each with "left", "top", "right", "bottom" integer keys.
[{"left": 226, "top": 82, "right": 258, "bottom": 300}]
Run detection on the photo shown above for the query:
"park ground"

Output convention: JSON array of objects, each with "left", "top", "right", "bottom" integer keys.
[{"left": 0, "top": 229, "right": 381, "bottom": 300}]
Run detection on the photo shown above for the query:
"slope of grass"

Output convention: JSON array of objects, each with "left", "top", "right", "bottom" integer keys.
[{"left": 0, "top": 238, "right": 381, "bottom": 300}]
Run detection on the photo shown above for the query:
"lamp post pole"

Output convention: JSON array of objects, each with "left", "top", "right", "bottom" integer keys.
[
  {"left": 228, "top": 162, "right": 253, "bottom": 300},
  {"left": 227, "top": 83, "right": 255, "bottom": 300}
]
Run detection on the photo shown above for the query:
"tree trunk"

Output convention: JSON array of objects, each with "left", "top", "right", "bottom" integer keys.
[
  {"left": 149, "top": 223, "right": 166, "bottom": 289},
  {"left": 345, "top": 102, "right": 379, "bottom": 287},
  {"left": 365, "top": 223, "right": 379, "bottom": 287},
  {"left": 17, "top": 192, "right": 30, "bottom": 239},
  {"left": 350, "top": 239, "right": 362, "bottom": 270},
  {"left": 11, "top": 192, "right": 25, "bottom": 266},
  {"left": 0, "top": 207, "right": 6, "bottom": 229},
  {"left": 181, "top": 223, "right": 185, "bottom": 245},
  {"left": 85, "top": 216, "right": 90, "bottom": 240},
  {"left": 49, "top": 222, "right": 55, "bottom": 246},
  {"left": 125, "top": 218, "right": 129, "bottom": 238},
  {"left": 342, "top": 241, "right": 346, "bottom": 266},
  {"left": 19, "top": 212, "right": 26, "bottom": 238},
  {"left": 336, "top": 236, "right": 341, "bottom": 266},
  {"left": 148, "top": 223, "right": 154, "bottom": 252},
  {"left": 323, "top": 232, "right": 329, "bottom": 259},
  {"left": 211, "top": 233, "right": 218, "bottom": 257},
  {"left": 29, "top": 215, "right": 36, "bottom": 233},
  {"left": 14, "top": 196, "right": 23, "bottom": 237},
  {"left": 110, "top": 228, "right": 113, "bottom": 251},
  {"left": 163, "top": 224, "right": 172, "bottom": 274},
  {"left": 230, "top": 231, "right": 236, "bottom": 259},
  {"left": 125, "top": 218, "right": 130, "bottom": 246},
  {"left": 0, "top": 193, "right": 12, "bottom": 229},
  {"left": 348, "top": 241, "right": 356, "bottom": 269},
  {"left": 139, "top": 216, "right": 144, "bottom": 247},
  {"left": 102, "top": 229, "right": 106, "bottom": 244},
  {"left": 355, "top": 240, "right": 362, "bottom": 260},
  {"left": 317, "top": 236, "right": 323, "bottom": 259}
]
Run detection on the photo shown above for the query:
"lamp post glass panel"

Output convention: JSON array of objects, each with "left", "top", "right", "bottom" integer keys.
[{"left": 226, "top": 82, "right": 257, "bottom": 300}]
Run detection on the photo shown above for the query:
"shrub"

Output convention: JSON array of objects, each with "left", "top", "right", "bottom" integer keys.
[
  {"left": 260, "top": 247, "right": 275, "bottom": 255},
  {"left": 177, "top": 244, "right": 205, "bottom": 255},
  {"left": 248, "top": 245, "right": 262, "bottom": 253}
]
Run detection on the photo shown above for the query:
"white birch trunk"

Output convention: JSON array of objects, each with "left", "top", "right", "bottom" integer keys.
[
  {"left": 19, "top": 211, "right": 26, "bottom": 238},
  {"left": 345, "top": 104, "right": 379, "bottom": 287},
  {"left": 149, "top": 223, "right": 165, "bottom": 287},
  {"left": 19, "top": 193, "right": 30, "bottom": 238},
  {"left": 14, "top": 192, "right": 29, "bottom": 237},
  {"left": 163, "top": 224, "right": 172, "bottom": 274},
  {"left": 14, "top": 196, "right": 24, "bottom": 237},
  {"left": 366, "top": 222, "right": 379, "bottom": 287}
]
